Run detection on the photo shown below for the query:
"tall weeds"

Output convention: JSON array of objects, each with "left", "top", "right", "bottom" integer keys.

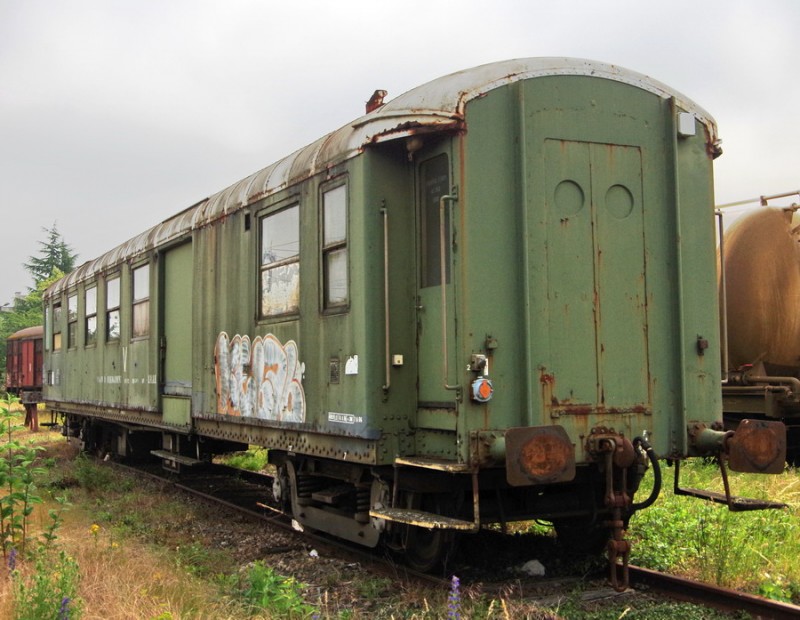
[
  {"left": 629, "top": 459, "right": 800, "bottom": 602},
  {"left": 0, "top": 394, "right": 82, "bottom": 619}
]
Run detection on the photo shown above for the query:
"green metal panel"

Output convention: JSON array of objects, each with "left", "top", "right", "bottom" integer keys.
[
  {"left": 456, "top": 75, "right": 720, "bottom": 462},
  {"left": 163, "top": 395, "right": 191, "bottom": 426},
  {"left": 163, "top": 242, "right": 193, "bottom": 421},
  {"left": 543, "top": 139, "right": 649, "bottom": 413}
]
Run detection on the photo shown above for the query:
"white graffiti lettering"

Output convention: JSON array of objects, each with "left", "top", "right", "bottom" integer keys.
[{"left": 214, "top": 332, "right": 306, "bottom": 423}]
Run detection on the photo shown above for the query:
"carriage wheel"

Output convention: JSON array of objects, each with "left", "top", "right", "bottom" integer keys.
[
  {"left": 400, "top": 492, "right": 456, "bottom": 572},
  {"left": 553, "top": 517, "right": 610, "bottom": 554}
]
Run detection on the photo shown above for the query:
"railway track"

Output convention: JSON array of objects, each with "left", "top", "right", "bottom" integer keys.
[
  {"left": 114, "top": 459, "right": 800, "bottom": 618},
  {"left": 629, "top": 565, "right": 800, "bottom": 620},
  {"left": 112, "top": 460, "right": 451, "bottom": 589}
]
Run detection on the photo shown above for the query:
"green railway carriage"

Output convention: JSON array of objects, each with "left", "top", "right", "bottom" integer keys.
[{"left": 43, "top": 58, "right": 784, "bottom": 581}]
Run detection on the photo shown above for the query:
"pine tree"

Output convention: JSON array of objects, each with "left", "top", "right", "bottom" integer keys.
[
  {"left": 23, "top": 224, "right": 78, "bottom": 286},
  {"left": 2, "top": 225, "right": 76, "bottom": 384}
]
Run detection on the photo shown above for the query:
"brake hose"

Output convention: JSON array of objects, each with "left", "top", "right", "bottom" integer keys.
[{"left": 631, "top": 436, "right": 662, "bottom": 511}]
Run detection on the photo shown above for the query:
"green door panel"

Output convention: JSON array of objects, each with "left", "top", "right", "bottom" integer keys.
[
  {"left": 543, "top": 139, "right": 649, "bottom": 413},
  {"left": 416, "top": 152, "right": 459, "bottom": 426},
  {"left": 162, "top": 243, "right": 193, "bottom": 414}
]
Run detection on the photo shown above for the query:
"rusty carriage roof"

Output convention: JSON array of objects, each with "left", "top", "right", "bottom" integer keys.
[{"left": 48, "top": 57, "right": 717, "bottom": 297}]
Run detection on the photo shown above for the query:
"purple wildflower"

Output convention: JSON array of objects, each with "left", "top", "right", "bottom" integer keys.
[
  {"left": 447, "top": 574, "right": 461, "bottom": 620},
  {"left": 7, "top": 548, "right": 16, "bottom": 572},
  {"left": 58, "top": 597, "right": 70, "bottom": 620}
]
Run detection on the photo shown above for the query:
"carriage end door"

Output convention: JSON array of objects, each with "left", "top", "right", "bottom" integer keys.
[{"left": 415, "top": 150, "right": 459, "bottom": 430}]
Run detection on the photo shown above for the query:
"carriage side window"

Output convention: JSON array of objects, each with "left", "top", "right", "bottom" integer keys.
[
  {"left": 106, "top": 276, "right": 121, "bottom": 341},
  {"left": 67, "top": 294, "right": 78, "bottom": 349},
  {"left": 52, "top": 302, "right": 62, "bottom": 350},
  {"left": 85, "top": 286, "right": 97, "bottom": 346},
  {"left": 420, "top": 154, "right": 451, "bottom": 288},
  {"left": 260, "top": 205, "right": 300, "bottom": 317},
  {"left": 322, "top": 184, "right": 348, "bottom": 309},
  {"left": 132, "top": 264, "right": 150, "bottom": 338}
]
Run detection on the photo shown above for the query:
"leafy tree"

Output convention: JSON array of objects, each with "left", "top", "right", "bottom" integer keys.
[{"left": 23, "top": 224, "right": 77, "bottom": 287}]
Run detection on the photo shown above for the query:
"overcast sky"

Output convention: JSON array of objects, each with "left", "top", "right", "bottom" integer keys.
[{"left": 1, "top": 0, "right": 798, "bottom": 305}]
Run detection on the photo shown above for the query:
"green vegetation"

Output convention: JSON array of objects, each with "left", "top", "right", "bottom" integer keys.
[
  {"left": 4, "top": 415, "right": 799, "bottom": 618},
  {"left": 628, "top": 459, "right": 800, "bottom": 602},
  {"left": 540, "top": 597, "right": 741, "bottom": 620},
  {"left": 217, "top": 446, "right": 269, "bottom": 472},
  {"left": 0, "top": 224, "right": 76, "bottom": 379},
  {"left": 0, "top": 394, "right": 46, "bottom": 554},
  {"left": 22, "top": 224, "right": 78, "bottom": 288},
  {"left": 238, "top": 561, "right": 315, "bottom": 618},
  {"left": 1, "top": 394, "right": 82, "bottom": 619},
  {"left": 11, "top": 548, "right": 82, "bottom": 620}
]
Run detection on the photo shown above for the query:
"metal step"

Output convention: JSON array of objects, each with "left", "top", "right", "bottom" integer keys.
[
  {"left": 369, "top": 507, "right": 478, "bottom": 530},
  {"left": 311, "top": 484, "right": 353, "bottom": 505},
  {"left": 150, "top": 449, "right": 203, "bottom": 466},
  {"left": 674, "top": 486, "right": 786, "bottom": 511},
  {"left": 393, "top": 456, "right": 473, "bottom": 473}
]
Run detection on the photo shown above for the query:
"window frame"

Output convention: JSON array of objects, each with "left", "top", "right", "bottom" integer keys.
[
  {"left": 320, "top": 181, "right": 349, "bottom": 312},
  {"left": 106, "top": 274, "right": 121, "bottom": 343},
  {"left": 131, "top": 263, "right": 150, "bottom": 339},
  {"left": 52, "top": 301, "right": 63, "bottom": 351},
  {"left": 258, "top": 203, "right": 301, "bottom": 320},
  {"left": 85, "top": 284, "right": 97, "bottom": 347},
  {"left": 67, "top": 292, "right": 78, "bottom": 349}
]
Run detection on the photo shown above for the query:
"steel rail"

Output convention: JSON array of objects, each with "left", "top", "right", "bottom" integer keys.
[{"left": 629, "top": 565, "right": 800, "bottom": 619}]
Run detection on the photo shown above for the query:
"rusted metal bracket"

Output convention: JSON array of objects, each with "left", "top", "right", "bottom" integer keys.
[
  {"left": 607, "top": 520, "right": 631, "bottom": 592},
  {"left": 598, "top": 442, "right": 632, "bottom": 591}
]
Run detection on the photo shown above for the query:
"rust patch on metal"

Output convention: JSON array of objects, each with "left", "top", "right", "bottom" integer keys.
[
  {"left": 505, "top": 425, "right": 576, "bottom": 486},
  {"left": 520, "top": 434, "right": 572, "bottom": 479},
  {"left": 728, "top": 419, "right": 786, "bottom": 474},
  {"left": 365, "top": 89, "right": 388, "bottom": 113}
]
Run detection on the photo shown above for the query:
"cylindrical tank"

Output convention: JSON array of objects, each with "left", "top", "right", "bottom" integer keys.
[{"left": 723, "top": 207, "right": 800, "bottom": 370}]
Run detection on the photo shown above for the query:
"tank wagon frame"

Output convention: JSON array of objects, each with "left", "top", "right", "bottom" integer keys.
[
  {"left": 43, "top": 58, "right": 785, "bottom": 587},
  {"left": 718, "top": 191, "right": 800, "bottom": 462}
]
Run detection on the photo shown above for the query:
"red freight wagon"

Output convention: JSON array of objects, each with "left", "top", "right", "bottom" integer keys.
[{"left": 6, "top": 325, "right": 43, "bottom": 430}]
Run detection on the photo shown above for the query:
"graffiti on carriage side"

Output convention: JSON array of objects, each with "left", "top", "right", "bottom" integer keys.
[{"left": 214, "top": 332, "right": 306, "bottom": 422}]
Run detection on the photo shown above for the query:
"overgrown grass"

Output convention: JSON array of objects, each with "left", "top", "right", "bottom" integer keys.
[
  {"left": 4, "top": 413, "right": 798, "bottom": 618},
  {"left": 628, "top": 459, "right": 800, "bottom": 602},
  {"left": 216, "top": 446, "right": 269, "bottom": 472}
]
